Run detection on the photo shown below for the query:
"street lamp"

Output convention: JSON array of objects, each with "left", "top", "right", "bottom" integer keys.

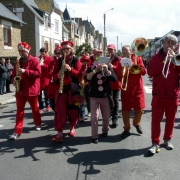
[{"left": 103, "top": 8, "right": 114, "bottom": 56}]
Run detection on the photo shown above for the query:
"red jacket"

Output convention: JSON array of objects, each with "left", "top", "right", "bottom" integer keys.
[
  {"left": 110, "top": 55, "right": 121, "bottom": 90},
  {"left": 38, "top": 55, "right": 52, "bottom": 90},
  {"left": 12, "top": 55, "right": 41, "bottom": 97},
  {"left": 148, "top": 48, "right": 180, "bottom": 99},
  {"left": 52, "top": 56, "right": 82, "bottom": 92},
  {"left": 119, "top": 55, "right": 146, "bottom": 99},
  {"left": 46, "top": 56, "right": 57, "bottom": 79}
]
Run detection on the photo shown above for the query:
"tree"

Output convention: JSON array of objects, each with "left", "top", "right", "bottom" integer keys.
[
  {"left": 117, "top": 50, "right": 122, "bottom": 56},
  {"left": 75, "top": 43, "right": 93, "bottom": 57}
]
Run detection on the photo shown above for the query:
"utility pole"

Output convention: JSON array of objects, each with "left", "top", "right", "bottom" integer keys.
[{"left": 117, "top": 36, "right": 118, "bottom": 51}]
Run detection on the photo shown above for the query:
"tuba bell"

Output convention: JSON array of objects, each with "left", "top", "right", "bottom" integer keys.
[{"left": 130, "top": 37, "right": 148, "bottom": 74}]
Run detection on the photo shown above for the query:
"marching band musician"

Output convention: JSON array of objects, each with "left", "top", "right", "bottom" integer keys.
[
  {"left": 79, "top": 55, "right": 91, "bottom": 122},
  {"left": 38, "top": 47, "right": 52, "bottom": 113},
  {"left": 84, "top": 56, "right": 118, "bottom": 144},
  {"left": 46, "top": 45, "right": 62, "bottom": 111},
  {"left": 147, "top": 34, "right": 180, "bottom": 154},
  {"left": 9, "top": 42, "right": 42, "bottom": 140},
  {"left": 118, "top": 45, "right": 146, "bottom": 138},
  {"left": 107, "top": 44, "right": 121, "bottom": 128},
  {"left": 51, "top": 41, "right": 82, "bottom": 142}
]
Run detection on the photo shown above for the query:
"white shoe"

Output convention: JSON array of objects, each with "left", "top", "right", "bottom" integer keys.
[
  {"left": 148, "top": 143, "right": 160, "bottom": 154},
  {"left": 36, "top": 126, "right": 41, "bottom": 131},
  {"left": 164, "top": 140, "right": 174, "bottom": 150},
  {"left": 9, "top": 133, "right": 20, "bottom": 140}
]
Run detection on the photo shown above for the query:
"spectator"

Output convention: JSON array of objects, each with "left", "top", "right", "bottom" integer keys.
[
  {"left": 5, "top": 57, "right": 13, "bottom": 93},
  {"left": 0, "top": 58, "right": 8, "bottom": 95}
]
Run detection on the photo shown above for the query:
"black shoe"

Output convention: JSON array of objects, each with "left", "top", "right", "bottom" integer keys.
[
  {"left": 135, "top": 125, "right": 143, "bottom": 134},
  {"left": 111, "top": 121, "right": 118, "bottom": 128},
  {"left": 121, "top": 131, "right": 130, "bottom": 138},
  {"left": 91, "top": 138, "right": 98, "bottom": 144},
  {"left": 3, "top": 92, "right": 7, "bottom": 94},
  {"left": 102, "top": 132, "right": 108, "bottom": 137}
]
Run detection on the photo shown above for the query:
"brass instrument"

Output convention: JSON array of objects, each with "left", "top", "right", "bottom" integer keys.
[
  {"left": 162, "top": 48, "right": 180, "bottom": 78},
  {"left": 59, "top": 53, "right": 66, "bottom": 93},
  {"left": 14, "top": 59, "right": 21, "bottom": 92},
  {"left": 79, "top": 66, "right": 87, "bottom": 96},
  {"left": 120, "top": 58, "right": 132, "bottom": 91},
  {"left": 130, "top": 37, "right": 148, "bottom": 74}
]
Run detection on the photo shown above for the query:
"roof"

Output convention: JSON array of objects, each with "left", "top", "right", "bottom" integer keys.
[
  {"left": 63, "top": 7, "right": 71, "bottom": 20},
  {"left": 0, "top": 3, "right": 25, "bottom": 24},
  {"left": 23, "top": 0, "right": 44, "bottom": 22},
  {"left": 24, "top": 0, "right": 38, "bottom": 8},
  {"left": 62, "top": 24, "right": 70, "bottom": 33}
]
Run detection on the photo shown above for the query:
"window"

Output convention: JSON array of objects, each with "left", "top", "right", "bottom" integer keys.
[
  {"left": 55, "top": 20, "right": 59, "bottom": 33},
  {"left": 44, "top": 41, "right": 48, "bottom": 52},
  {"left": 44, "top": 15, "right": 48, "bottom": 29},
  {"left": 55, "top": 43, "right": 59, "bottom": 48},
  {"left": 3, "top": 26, "right": 11, "bottom": 46}
]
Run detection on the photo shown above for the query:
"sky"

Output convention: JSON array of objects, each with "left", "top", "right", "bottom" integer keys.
[{"left": 57, "top": 0, "right": 180, "bottom": 50}]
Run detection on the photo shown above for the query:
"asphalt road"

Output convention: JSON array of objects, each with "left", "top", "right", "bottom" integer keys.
[{"left": 0, "top": 75, "right": 180, "bottom": 180}]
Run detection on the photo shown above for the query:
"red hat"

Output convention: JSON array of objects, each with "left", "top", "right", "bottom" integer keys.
[
  {"left": 61, "top": 41, "right": 73, "bottom": 48},
  {"left": 107, "top": 44, "right": 116, "bottom": 50},
  {"left": 54, "top": 45, "right": 62, "bottom": 52},
  {"left": 93, "top": 48, "right": 103, "bottom": 54},
  {"left": 80, "top": 55, "right": 90, "bottom": 62},
  {"left": 18, "top": 42, "right": 31, "bottom": 53}
]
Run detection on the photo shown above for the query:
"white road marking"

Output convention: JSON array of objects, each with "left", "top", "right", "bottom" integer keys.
[
  {"left": 0, "top": 125, "right": 3, "bottom": 128},
  {"left": 144, "top": 86, "right": 152, "bottom": 93}
]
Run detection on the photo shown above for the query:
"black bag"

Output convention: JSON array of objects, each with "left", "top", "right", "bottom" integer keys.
[{"left": 108, "top": 95, "right": 114, "bottom": 109}]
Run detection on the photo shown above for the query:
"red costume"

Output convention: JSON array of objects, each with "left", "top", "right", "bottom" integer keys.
[
  {"left": 12, "top": 42, "right": 41, "bottom": 135},
  {"left": 119, "top": 55, "right": 146, "bottom": 132},
  {"left": 51, "top": 41, "right": 82, "bottom": 142},
  {"left": 38, "top": 55, "right": 52, "bottom": 91},
  {"left": 148, "top": 48, "right": 180, "bottom": 145}
]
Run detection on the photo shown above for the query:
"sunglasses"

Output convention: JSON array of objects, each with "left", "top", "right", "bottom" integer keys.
[{"left": 55, "top": 52, "right": 61, "bottom": 55}]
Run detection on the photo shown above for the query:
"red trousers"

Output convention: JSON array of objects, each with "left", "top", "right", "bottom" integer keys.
[
  {"left": 151, "top": 95, "right": 178, "bottom": 145},
  {"left": 54, "top": 92, "right": 79, "bottom": 132},
  {"left": 14, "top": 95, "right": 41, "bottom": 134}
]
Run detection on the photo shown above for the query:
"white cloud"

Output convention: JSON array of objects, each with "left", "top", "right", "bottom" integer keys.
[{"left": 57, "top": 0, "right": 180, "bottom": 50}]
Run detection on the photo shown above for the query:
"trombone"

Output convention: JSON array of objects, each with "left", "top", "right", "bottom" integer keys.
[
  {"left": 162, "top": 48, "right": 180, "bottom": 78},
  {"left": 121, "top": 63, "right": 130, "bottom": 91},
  {"left": 120, "top": 58, "right": 132, "bottom": 91}
]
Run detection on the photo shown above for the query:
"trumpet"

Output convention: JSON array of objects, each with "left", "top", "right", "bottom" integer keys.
[
  {"left": 162, "top": 48, "right": 180, "bottom": 78},
  {"left": 130, "top": 37, "right": 148, "bottom": 74}
]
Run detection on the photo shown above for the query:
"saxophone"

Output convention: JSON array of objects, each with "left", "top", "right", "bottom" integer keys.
[
  {"left": 59, "top": 53, "right": 66, "bottom": 93},
  {"left": 79, "top": 65, "right": 87, "bottom": 96},
  {"left": 14, "top": 59, "right": 21, "bottom": 92}
]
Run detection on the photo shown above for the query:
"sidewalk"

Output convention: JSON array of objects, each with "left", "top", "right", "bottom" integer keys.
[{"left": 0, "top": 84, "right": 16, "bottom": 105}]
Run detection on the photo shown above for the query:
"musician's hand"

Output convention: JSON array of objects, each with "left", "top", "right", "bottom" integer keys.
[
  {"left": 18, "top": 68, "right": 25, "bottom": 74},
  {"left": 64, "top": 64, "right": 71, "bottom": 71},
  {"left": 95, "top": 64, "right": 101, "bottom": 72},
  {"left": 40, "top": 62, "right": 44, "bottom": 66},
  {"left": 102, "top": 63, "right": 108, "bottom": 72},
  {"left": 168, "top": 48, "right": 175, "bottom": 60}
]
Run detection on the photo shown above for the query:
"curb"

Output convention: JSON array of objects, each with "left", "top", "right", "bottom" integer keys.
[{"left": 0, "top": 98, "right": 16, "bottom": 105}]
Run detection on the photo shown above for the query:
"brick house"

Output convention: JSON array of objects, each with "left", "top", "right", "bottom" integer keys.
[
  {"left": 0, "top": 3, "right": 24, "bottom": 60},
  {"left": 1, "top": 0, "right": 63, "bottom": 56}
]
